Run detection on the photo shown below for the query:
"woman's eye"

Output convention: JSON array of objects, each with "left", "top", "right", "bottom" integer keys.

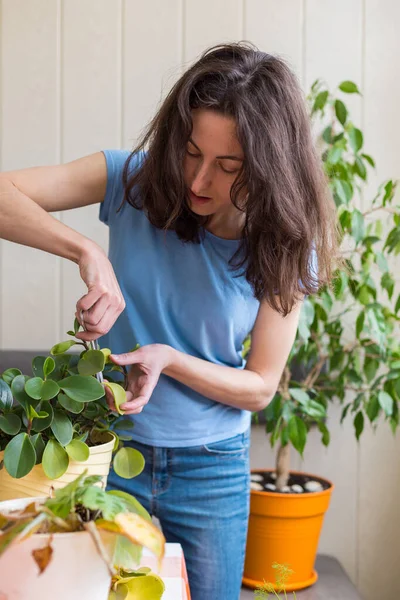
[
  {"left": 220, "top": 164, "right": 240, "bottom": 174},
  {"left": 186, "top": 149, "right": 200, "bottom": 157}
]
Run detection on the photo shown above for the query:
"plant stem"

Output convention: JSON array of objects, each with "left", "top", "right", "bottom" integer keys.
[{"left": 122, "top": 365, "right": 128, "bottom": 390}]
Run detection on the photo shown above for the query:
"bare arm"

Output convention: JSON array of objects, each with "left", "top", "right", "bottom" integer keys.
[
  {"left": 109, "top": 298, "right": 303, "bottom": 414},
  {"left": 0, "top": 152, "right": 125, "bottom": 340}
]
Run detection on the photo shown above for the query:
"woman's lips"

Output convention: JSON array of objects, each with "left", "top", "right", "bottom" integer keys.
[{"left": 190, "top": 190, "right": 212, "bottom": 204}]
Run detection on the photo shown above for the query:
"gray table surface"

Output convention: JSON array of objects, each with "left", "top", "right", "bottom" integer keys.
[{"left": 241, "top": 555, "right": 362, "bottom": 599}]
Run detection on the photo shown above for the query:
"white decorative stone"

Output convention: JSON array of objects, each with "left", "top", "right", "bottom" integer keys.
[
  {"left": 270, "top": 472, "right": 277, "bottom": 480},
  {"left": 265, "top": 483, "right": 276, "bottom": 491},
  {"left": 291, "top": 484, "right": 304, "bottom": 493},
  {"left": 250, "top": 482, "right": 264, "bottom": 491},
  {"left": 281, "top": 486, "right": 291, "bottom": 493},
  {"left": 250, "top": 474, "right": 264, "bottom": 483},
  {"left": 304, "top": 480, "right": 323, "bottom": 493}
]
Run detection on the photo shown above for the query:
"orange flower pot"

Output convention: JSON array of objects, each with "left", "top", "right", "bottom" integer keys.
[{"left": 243, "top": 469, "right": 334, "bottom": 592}]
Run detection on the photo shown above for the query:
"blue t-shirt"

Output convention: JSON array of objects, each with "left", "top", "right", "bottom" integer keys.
[{"left": 99, "top": 149, "right": 260, "bottom": 447}]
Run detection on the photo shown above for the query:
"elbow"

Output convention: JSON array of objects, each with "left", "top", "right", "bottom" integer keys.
[
  {"left": 0, "top": 176, "right": 16, "bottom": 193},
  {"left": 249, "top": 386, "right": 277, "bottom": 413}
]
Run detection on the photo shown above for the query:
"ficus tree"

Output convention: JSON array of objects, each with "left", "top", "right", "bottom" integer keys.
[{"left": 252, "top": 79, "right": 400, "bottom": 490}]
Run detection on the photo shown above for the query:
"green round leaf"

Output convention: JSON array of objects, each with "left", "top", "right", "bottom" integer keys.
[
  {"left": 11, "top": 374, "right": 36, "bottom": 414},
  {"left": 366, "top": 395, "right": 380, "bottom": 423},
  {"left": 4, "top": 433, "right": 36, "bottom": 478},
  {"left": 78, "top": 350, "right": 105, "bottom": 376},
  {"left": 32, "top": 357, "right": 47, "bottom": 378},
  {"left": 288, "top": 416, "right": 307, "bottom": 457},
  {"left": 82, "top": 403, "right": 101, "bottom": 419},
  {"left": 0, "top": 379, "right": 13, "bottom": 411},
  {"left": 107, "top": 489, "right": 151, "bottom": 522},
  {"left": 31, "top": 400, "right": 54, "bottom": 432},
  {"left": 31, "top": 433, "right": 46, "bottom": 464},
  {"left": 42, "top": 439, "right": 69, "bottom": 479},
  {"left": 113, "top": 418, "right": 135, "bottom": 433},
  {"left": 313, "top": 90, "right": 328, "bottom": 112},
  {"left": 104, "top": 382, "right": 127, "bottom": 415},
  {"left": 59, "top": 375, "right": 104, "bottom": 403},
  {"left": 58, "top": 392, "right": 84, "bottom": 414},
  {"left": 0, "top": 413, "right": 21, "bottom": 435},
  {"left": 113, "top": 447, "right": 145, "bottom": 479},
  {"left": 349, "top": 127, "right": 363, "bottom": 153},
  {"left": 25, "top": 377, "right": 44, "bottom": 400},
  {"left": 65, "top": 440, "right": 90, "bottom": 462},
  {"left": 354, "top": 411, "right": 364, "bottom": 440},
  {"left": 74, "top": 317, "right": 81, "bottom": 335},
  {"left": 339, "top": 80, "right": 360, "bottom": 94},
  {"left": 289, "top": 388, "right": 309, "bottom": 405},
  {"left": 335, "top": 99, "right": 347, "bottom": 125},
  {"left": 51, "top": 340, "right": 77, "bottom": 355},
  {"left": 43, "top": 357, "right": 56, "bottom": 379},
  {"left": 378, "top": 391, "right": 394, "bottom": 417},
  {"left": 50, "top": 409, "right": 73, "bottom": 446},
  {"left": 41, "top": 379, "right": 60, "bottom": 401},
  {"left": 1, "top": 368, "right": 22, "bottom": 386}
]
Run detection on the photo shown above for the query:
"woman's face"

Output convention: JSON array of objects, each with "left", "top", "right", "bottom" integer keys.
[{"left": 183, "top": 108, "right": 246, "bottom": 231}]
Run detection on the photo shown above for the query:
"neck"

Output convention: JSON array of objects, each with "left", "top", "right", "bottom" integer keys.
[{"left": 206, "top": 212, "right": 245, "bottom": 240}]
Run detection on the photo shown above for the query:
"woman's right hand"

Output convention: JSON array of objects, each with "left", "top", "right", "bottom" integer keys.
[{"left": 75, "top": 241, "right": 125, "bottom": 341}]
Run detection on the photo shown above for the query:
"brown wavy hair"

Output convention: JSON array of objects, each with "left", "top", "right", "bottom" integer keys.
[{"left": 122, "top": 42, "right": 339, "bottom": 316}]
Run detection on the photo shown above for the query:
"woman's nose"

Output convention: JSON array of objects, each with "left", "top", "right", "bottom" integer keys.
[{"left": 191, "top": 163, "right": 212, "bottom": 194}]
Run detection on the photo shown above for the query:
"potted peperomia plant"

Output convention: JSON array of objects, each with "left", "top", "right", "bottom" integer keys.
[
  {"left": 0, "top": 472, "right": 165, "bottom": 600},
  {"left": 244, "top": 79, "right": 400, "bottom": 592},
  {"left": 0, "top": 320, "right": 142, "bottom": 501}
]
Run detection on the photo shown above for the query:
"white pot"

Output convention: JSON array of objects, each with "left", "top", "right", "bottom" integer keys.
[
  {"left": 0, "top": 434, "right": 114, "bottom": 501},
  {"left": 0, "top": 496, "right": 116, "bottom": 600}
]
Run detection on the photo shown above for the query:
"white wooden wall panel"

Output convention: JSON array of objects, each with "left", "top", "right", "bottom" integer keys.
[
  {"left": 300, "top": 405, "right": 359, "bottom": 582},
  {"left": 184, "top": 0, "right": 242, "bottom": 64},
  {"left": 122, "top": 0, "right": 182, "bottom": 149},
  {"left": 244, "top": 0, "right": 304, "bottom": 78},
  {"left": 0, "top": 0, "right": 60, "bottom": 349},
  {"left": 299, "top": 0, "right": 364, "bottom": 584},
  {"left": 60, "top": 0, "right": 121, "bottom": 335},
  {"left": 0, "top": 2, "right": 399, "bottom": 597}
]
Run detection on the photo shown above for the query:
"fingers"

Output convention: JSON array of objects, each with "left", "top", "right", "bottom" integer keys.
[
  {"left": 75, "top": 309, "right": 120, "bottom": 342},
  {"left": 121, "top": 378, "right": 154, "bottom": 414},
  {"left": 79, "top": 295, "right": 110, "bottom": 328},
  {"left": 76, "top": 251, "right": 126, "bottom": 340},
  {"left": 110, "top": 349, "right": 142, "bottom": 366}
]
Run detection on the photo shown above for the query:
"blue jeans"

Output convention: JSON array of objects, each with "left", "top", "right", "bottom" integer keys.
[{"left": 107, "top": 429, "right": 251, "bottom": 600}]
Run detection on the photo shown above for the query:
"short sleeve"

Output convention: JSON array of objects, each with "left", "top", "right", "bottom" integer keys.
[{"left": 100, "top": 149, "right": 145, "bottom": 226}]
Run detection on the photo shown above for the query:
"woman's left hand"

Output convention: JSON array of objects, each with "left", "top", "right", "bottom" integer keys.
[{"left": 107, "top": 344, "right": 173, "bottom": 415}]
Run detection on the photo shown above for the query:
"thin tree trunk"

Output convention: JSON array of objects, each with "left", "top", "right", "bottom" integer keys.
[{"left": 275, "top": 443, "right": 290, "bottom": 490}]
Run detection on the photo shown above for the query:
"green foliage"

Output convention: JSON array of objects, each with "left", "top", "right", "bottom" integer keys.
[
  {"left": 0, "top": 323, "right": 141, "bottom": 481},
  {"left": 254, "top": 563, "right": 297, "bottom": 598},
  {"left": 254, "top": 79, "right": 400, "bottom": 458},
  {"left": 0, "top": 472, "right": 165, "bottom": 588}
]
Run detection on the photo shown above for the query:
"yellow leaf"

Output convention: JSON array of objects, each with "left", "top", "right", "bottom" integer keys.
[
  {"left": 113, "top": 571, "right": 165, "bottom": 600},
  {"left": 95, "top": 519, "right": 123, "bottom": 534},
  {"left": 104, "top": 382, "right": 127, "bottom": 415},
  {"left": 114, "top": 513, "right": 165, "bottom": 563},
  {"left": 101, "top": 348, "right": 112, "bottom": 362}
]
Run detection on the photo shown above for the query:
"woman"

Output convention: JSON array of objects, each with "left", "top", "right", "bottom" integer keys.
[{"left": 0, "top": 43, "right": 337, "bottom": 599}]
